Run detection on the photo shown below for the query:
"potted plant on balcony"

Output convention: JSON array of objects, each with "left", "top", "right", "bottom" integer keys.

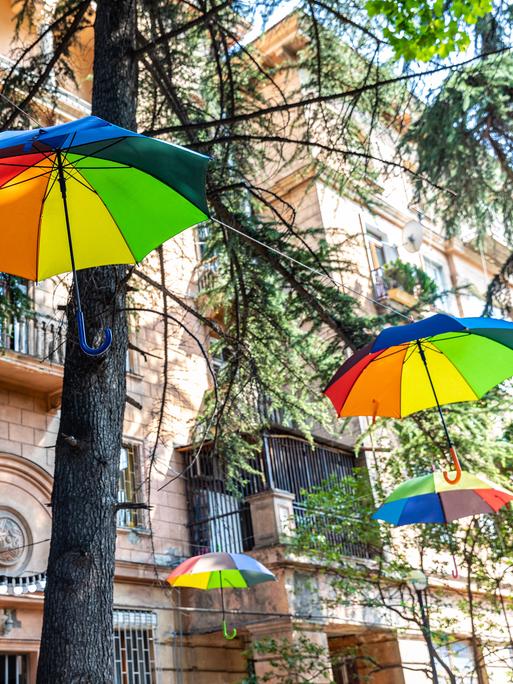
[{"left": 381, "top": 259, "right": 437, "bottom": 307}]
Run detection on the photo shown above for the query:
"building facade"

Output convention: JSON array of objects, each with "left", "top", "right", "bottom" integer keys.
[{"left": 0, "top": 5, "right": 512, "bottom": 684}]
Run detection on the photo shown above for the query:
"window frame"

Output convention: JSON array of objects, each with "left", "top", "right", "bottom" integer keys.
[{"left": 117, "top": 442, "right": 146, "bottom": 530}]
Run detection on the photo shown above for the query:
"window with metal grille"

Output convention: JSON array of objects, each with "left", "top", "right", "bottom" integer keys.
[
  {"left": 0, "top": 654, "right": 28, "bottom": 684},
  {"left": 183, "top": 445, "right": 254, "bottom": 554},
  {"left": 113, "top": 610, "right": 157, "bottom": 684},
  {"left": 117, "top": 444, "right": 145, "bottom": 529}
]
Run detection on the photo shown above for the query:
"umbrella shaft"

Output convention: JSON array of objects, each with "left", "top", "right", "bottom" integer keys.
[
  {"left": 416, "top": 341, "right": 453, "bottom": 450},
  {"left": 56, "top": 151, "right": 82, "bottom": 313}
]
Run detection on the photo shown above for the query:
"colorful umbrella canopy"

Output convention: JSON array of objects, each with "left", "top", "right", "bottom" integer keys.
[
  {"left": 167, "top": 551, "right": 275, "bottom": 590},
  {"left": 0, "top": 115, "right": 209, "bottom": 354},
  {"left": 167, "top": 552, "right": 276, "bottom": 640},
  {"left": 325, "top": 313, "right": 513, "bottom": 419},
  {"left": 324, "top": 313, "right": 513, "bottom": 483},
  {"left": 373, "top": 470, "right": 513, "bottom": 526}
]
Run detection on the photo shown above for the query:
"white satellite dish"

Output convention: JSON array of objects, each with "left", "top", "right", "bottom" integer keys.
[{"left": 403, "top": 219, "right": 424, "bottom": 253}]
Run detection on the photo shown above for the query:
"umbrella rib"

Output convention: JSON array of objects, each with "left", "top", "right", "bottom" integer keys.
[
  {"left": 63, "top": 136, "right": 130, "bottom": 165},
  {"left": 42, "top": 170, "right": 59, "bottom": 202},
  {"left": 367, "top": 344, "right": 409, "bottom": 363},
  {"left": 64, "top": 168, "right": 98, "bottom": 194},
  {"left": 0, "top": 169, "right": 53, "bottom": 190},
  {"left": 70, "top": 136, "right": 210, "bottom": 218},
  {"left": 63, "top": 164, "right": 132, "bottom": 170}
]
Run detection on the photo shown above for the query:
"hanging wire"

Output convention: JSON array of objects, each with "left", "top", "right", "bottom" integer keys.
[
  {"left": 211, "top": 217, "right": 412, "bottom": 321},
  {"left": 0, "top": 89, "right": 42, "bottom": 128}
]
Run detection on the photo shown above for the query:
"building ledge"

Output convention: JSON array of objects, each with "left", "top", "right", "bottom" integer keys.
[{"left": 0, "top": 350, "right": 63, "bottom": 408}]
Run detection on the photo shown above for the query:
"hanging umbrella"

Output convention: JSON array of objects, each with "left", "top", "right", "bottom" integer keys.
[
  {"left": 0, "top": 115, "right": 209, "bottom": 355},
  {"left": 324, "top": 313, "right": 513, "bottom": 483},
  {"left": 373, "top": 471, "right": 513, "bottom": 526},
  {"left": 166, "top": 551, "right": 276, "bottom": 640},
  {"left": 373, "top": 470, "right": 513, "bottom": 578}
]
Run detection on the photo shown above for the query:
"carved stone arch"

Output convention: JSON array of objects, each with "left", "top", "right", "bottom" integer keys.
[{"left": 0, "top": 452, "right": 52, "bottom": 575}]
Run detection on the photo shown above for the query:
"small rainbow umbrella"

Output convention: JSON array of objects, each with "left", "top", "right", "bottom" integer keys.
[
  {"left": 373, "top": 471, "right": 513, "bottom": 526},
  {"left": 0, "top": 116, "right": 209, "bottom": 355},
  {"left": 325, "top": 313, "right": 513, "bottom": 483},
  {"left": 166, "top": 552, "right": 276, "bottom": 639}
]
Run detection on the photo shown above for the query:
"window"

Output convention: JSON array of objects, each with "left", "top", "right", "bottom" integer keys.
[
  {"left": 423, "top": 257, "right": 453, "bottom": 311},
  {"left": 196, "top": 224, "right": 210, "bottom": 261},
  {"left": 366, "top": 225, "right": 398, "bottom": 300},
  {"left": 333, "top": 657, "right": 359, "bottom": 684},
  {"left": 117, "top": 444, "right": 145, "bottom": 529},
  {"left": 366, "top": 226, "right": 398, "bottom": 269},
  {"left": 184, "top": 445, "right": 254, "bottom": 554},
  {"left": 436, "top": 640, "right": 477, "bottom": 683},
  {"left": 113, "top": 610, "right": 157, "bottom": 684},
  {"left": 0, "top": 654, "right": 28, "bottom": 684},
  {"left": 0, "top": 275, "right": 30, "bottom": 354}
]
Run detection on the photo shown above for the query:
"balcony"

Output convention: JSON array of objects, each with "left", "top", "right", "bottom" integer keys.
[
  {"left": 292, "top": 503, "right": 372, "bottom": 559},
  {"left": 0, "top": 313, "right": 64, "bottom": 405},
  {"left": 371, "top": 266, "right": 418, "bottom": 308},
  {"left": 183, "top": 433, "right": 373, "bottom": 559}
]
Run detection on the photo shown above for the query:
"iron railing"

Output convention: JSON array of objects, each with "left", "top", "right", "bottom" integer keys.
[
  {"left": 293, "top": 503, "right": 372, "bottom": 559},
  {"left": 184, "top": 434, "right": 372, "bottom": 557},
  {"left": 184, "top": 446, "right": 255, "bottom": 554},
  {"left": 255, "top": 433, "right": 356, "bottom": 502},
  {"left": 0, "top": 312, "right": 65, "bottom": 364},
  {"left": 196, "top": 257, "right": 218, "bottom": 292},
  {"left": 188, "top": 505, "right": 254, "bottom": 555}
]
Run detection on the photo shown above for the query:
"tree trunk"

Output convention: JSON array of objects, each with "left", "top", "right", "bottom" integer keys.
[{"left": 36, "top": 1, "right": 137, "bottom": 682}]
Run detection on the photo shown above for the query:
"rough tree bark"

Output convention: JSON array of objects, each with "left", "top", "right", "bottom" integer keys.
[{"left": 36, "top": 1, "right": 137, "bottom": 682}]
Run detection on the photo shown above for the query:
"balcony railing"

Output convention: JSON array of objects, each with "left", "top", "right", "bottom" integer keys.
[
  {"left": 184, "top": 434, "right": 374, "bottom": 558},
  {"left": 370, "top": 265, "right": 419, "bottom": 308},
  {"left": 0, "top": 313, "right": 65, "bottom": 365},
  {"left": 188, "top": 504, "right": 254, "bottom": 555},
  {"left": 293, "top": 503, "right": 372, "bottom": 559},
  {"left": 196, "top": 257, "right": 219, "bottom": 292}
]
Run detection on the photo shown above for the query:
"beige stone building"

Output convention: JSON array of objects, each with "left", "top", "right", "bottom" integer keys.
[{"left": 0, "top": 5, "right": 512, "bottom": 684}]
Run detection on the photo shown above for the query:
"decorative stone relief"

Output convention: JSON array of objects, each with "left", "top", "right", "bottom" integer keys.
[{"left": 0, "top": 511, "right": 29, "bottom": 571}]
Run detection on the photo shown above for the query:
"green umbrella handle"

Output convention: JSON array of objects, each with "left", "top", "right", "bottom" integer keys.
[{"left": 222, "top": 620, "right": 237, "bottom": 640}]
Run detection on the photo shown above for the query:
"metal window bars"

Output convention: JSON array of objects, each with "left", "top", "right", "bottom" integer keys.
[
  {"left": 113, "top": 610, "right": 158, "bottom": 684},
  {"left": 0, "top": 654, "right": 28, "bottom": 684}
]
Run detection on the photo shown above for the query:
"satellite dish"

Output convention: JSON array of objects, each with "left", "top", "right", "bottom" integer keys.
[{"left": 403, "top": 219, "right": 424, "bottom": 253}]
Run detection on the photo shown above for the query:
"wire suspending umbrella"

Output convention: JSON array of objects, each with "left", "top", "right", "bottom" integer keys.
[
  {"left": 0, "top": 115, "right": 210, "bottom": 355},
  {"left": 167, "top": 552, "right": 276, "bottom": 640},
  {"left": 324, "top": 313, "right": 513, "bottom": 484}
]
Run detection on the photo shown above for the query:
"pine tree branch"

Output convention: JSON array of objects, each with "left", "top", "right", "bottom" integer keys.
[
  {"left": 135, "top": 0, "right": 233, "bottom": 56},
  {"left": 144, "top": 47, "right": 513, "bottom": 136}
]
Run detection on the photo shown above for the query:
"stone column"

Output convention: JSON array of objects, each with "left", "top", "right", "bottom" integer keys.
[{"left": 246, "top": 489, "right": 295, "bottom": 548}]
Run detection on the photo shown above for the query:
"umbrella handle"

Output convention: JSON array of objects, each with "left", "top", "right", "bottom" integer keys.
[
  {"left": 443, "top": 447, "right": 462, "bottom": 485},
  {"left": 76, "top": 311, "right": 112, "bottom": 357},
  {"left": 222, "top": 620, "right": 237, "bottom": 640},
  {"left": 452, "top": 554, "right": 459, "bottom": 579}
]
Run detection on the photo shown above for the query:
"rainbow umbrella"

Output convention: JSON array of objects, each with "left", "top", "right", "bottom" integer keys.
[
  {"left": 373, "top": 470, "right": 513, "bottom": 578},
  {"left": 325, "top": 313, "right": 513, "bottom": 483},
  {"left": 0, "top": 115, "right": 209, "bottom": 355},
  {"left": 373, "top": 471, "right": 513, "bottom": 526},
  {"left": 167, "top": 552, "right": 276, "bottom": 639}
]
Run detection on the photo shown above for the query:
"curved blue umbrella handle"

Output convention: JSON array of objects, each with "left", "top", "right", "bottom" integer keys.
[{"left": 76, "top": 311, "right": 112, "bottom": 357}]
